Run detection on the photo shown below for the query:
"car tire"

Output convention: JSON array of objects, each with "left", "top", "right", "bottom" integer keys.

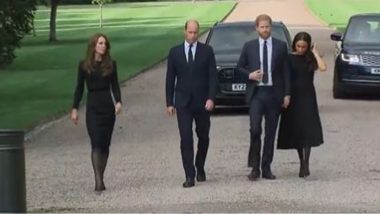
[{"left": 333, "top": 71, "right": 346, "bottom": 99}]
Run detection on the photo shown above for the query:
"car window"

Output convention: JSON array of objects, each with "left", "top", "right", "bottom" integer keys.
[
  {"left": 344, "top": 17, "right": 380, "bottom": 44},
  {"left": 209, "top": 25, "right": 289, "bottom": 52}
]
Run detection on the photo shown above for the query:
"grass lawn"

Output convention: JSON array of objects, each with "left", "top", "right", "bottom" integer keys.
[
  {"left": 0, "top": 1, "right": 235, "bottom": 130},
  {"left": 305, "top": 0, "right": 380, "bottom": 31}
]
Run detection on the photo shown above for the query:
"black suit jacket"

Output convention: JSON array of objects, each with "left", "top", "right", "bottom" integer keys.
[
  {"left": 166, "top": 42, "right": 218, "bottom": 108},
  {"left": 237, "top": 37, "right": 291, "bottom": 104}
]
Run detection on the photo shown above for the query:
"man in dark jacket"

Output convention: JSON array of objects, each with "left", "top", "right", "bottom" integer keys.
[
  {"left": 237, "top": 14, "right": 291, "bottom": 181},
  {"left": 166, "top": 19, "right": 218, "bottom": 188}
]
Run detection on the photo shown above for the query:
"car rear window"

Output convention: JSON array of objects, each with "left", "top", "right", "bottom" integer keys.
[{"left": 208, "top": 25, "right": 289, "bottom": 52}]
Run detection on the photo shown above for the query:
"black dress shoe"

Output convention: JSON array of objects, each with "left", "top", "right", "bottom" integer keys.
[
  {"left": 248, "top": 169, "right": 260, "bottom": 181},
  {"left": 262, "top": 171, "right": 276, "bottom": 180},
  {"left": 197, "top": 171, "right": 206, "bottom": 182},
  {"left": 182, "top": 178, "right": 195, "bottom": 188}
]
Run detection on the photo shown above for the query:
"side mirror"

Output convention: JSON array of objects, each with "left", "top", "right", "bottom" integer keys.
[{"left": 331, "top": 32, "right": 342, "bottom": 41}]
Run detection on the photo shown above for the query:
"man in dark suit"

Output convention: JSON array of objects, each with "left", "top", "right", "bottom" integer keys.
[
  {"left": 165, "top": 20, "right": 218, "bottom": 188},
  {"left": 237, "top": 14, "right": 291, "bottom": 180}
]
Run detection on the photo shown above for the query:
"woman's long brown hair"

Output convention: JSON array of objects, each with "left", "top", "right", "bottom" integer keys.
[{"left": 82, "top": 33, "right": 113, "bottom": 75}]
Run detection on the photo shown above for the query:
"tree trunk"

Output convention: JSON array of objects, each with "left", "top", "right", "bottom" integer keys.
[{"left": 49, "top": 0, "right": 59, "bottom": 42}]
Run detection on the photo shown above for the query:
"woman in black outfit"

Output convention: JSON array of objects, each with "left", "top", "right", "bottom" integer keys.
[
  {"left": 71, "top": 33, "right": 122, "bottom": 192},
  {"left": 277, "top": 32, "right": 327, "bottom": 178}
]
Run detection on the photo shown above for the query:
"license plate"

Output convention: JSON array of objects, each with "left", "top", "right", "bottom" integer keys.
[
  {"left": 232, "top": 83, "right": 246, "bottom": 91},
  {"left": 371, "top": 68, "right": 380, "bottom": 74}
]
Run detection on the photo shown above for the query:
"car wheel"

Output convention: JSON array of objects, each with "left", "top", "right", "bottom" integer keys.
[{"left": 333, "top": 71, "right": 346, "bottom": 99}]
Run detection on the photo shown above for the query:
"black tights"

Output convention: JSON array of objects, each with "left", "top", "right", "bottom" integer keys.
[
  {"left": 91, "top": 147, "right": 109, "bottom": 191},
  {"left": 297, "top": 147, "right": 311, "bottom": 177}
]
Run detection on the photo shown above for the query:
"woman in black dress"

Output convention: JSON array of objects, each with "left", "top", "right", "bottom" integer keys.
[
  {"left": 277, "top": 32, "right": 327, "bottom": 178},
  {"left": 71, "top": 33, "right": 122, "bottom": 192}
]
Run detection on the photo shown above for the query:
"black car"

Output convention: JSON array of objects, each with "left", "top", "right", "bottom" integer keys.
[
  {"left": 205, "top": 21, "right": 292, "bottom": 106},
  {"left": 331, "top": 13, "right": 380, "bottom": 98}
]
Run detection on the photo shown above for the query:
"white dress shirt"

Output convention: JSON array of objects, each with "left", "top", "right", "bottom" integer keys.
[{"left": 184, "top": 41, "right": 197, "bottom": 63}]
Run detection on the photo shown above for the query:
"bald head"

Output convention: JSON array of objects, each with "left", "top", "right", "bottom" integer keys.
[
  {"left": 185, "top": 19, "right": 200, "bottom": 30},
  {"left": 184, "top": 19, "right": 199, "bottom": 44}
]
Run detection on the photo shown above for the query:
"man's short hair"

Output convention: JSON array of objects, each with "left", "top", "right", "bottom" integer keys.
[{"left": 255, "top": 14, "right": 272, "bottom": 26}]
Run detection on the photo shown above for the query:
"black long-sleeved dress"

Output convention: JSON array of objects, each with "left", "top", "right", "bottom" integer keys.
[
  {"left": 73, "top": 60, "right": 121, "bottom": 150},
  {"left": 277, "top": 54, "right": 323, "bottom": 149}
]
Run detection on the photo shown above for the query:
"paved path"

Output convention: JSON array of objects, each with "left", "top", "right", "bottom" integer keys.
[{"left": 25, "top": 0, "right": 380, "bottom": 212}]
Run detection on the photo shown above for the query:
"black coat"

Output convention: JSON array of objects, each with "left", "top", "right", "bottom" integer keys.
[{"left": 166, "top": 42, "right": 218, "bottom": 108}]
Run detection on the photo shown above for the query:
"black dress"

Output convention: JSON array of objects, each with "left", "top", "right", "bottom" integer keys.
[
  {"left": 277, "top": 54, "right": 323, "bottom": 149},
  {"left": 73, "top": 61, "right": 121, "bottom": 150}
]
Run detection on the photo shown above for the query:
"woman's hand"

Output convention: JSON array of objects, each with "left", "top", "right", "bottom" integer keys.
[
  {"left": 311, "top": 42, "right": 320, "bottom": 56},
  {"left": 311, "top": 42, "right": 327, "bottom": 71},
  {"left": 115, "top": 102, "right": 122, "bottom": 115},
  {"left": 71, "top": 109, "right": 79, "bottom": 125}
]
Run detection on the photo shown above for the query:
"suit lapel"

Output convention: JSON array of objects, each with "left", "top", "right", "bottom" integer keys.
[
  {"left": 271, "top": 38, "right": 278, "bottom": 72},
  {"left": 194, "top": 42, "right": 202, "bottom": 65},
  {"left": 255, "top": 40, "right": 260, "bottom": 66},
  {"left": 180, "top": 44, "right": 188, "bottom": 65}
]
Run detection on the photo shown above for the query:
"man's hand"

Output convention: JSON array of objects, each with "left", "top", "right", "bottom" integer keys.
[
  {"left": 282, "top": 96, "right": 291, "bottom": 109},
  {"left": 166, "top": 106, "right": 176, "bottom": 116},
  {"left": 248, "top": 69, "right": 263, "bottom": 81},
  {"left": 205, "top": 99, "right": 215, "bottom": 111},
  {"left": 71, "top": 109, "right": 79, "bottom": 125},
  {"left": 115, "top": 102, "right": 122, "bottom": 115}
]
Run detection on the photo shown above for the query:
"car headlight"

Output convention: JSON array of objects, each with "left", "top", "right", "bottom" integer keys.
[{"left": 341, "top": 54, "right": 360, "bottom": 64}]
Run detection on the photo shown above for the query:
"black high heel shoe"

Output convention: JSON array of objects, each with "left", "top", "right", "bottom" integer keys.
[
  {"left": 304, "top": 161, "right": 310, "bottom": 177},
  {"left": 95, "top": 181, "right": 106, "bottom": 195},
  {"left": 299, "top": 160, "right": 306, "bottom": 178}
]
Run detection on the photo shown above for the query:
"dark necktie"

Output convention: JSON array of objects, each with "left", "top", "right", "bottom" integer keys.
[
  {"left": 188, "top": 43, "right": 194, "bottom": 65},
  {"left": 262, "top": 40, "right": 268, "bottom": 84}
]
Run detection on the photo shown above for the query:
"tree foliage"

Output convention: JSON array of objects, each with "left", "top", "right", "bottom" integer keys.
[{"left": 0, "top": 0, "right": 36, "bottom": 66}]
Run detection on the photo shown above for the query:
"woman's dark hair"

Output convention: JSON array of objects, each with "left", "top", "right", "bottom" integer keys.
[
  {"left": 82, "top": 33, "right": 113, "bottom": 75},
  {"left": 292, "top": 32, "right": 317, "bottom": 71}
]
